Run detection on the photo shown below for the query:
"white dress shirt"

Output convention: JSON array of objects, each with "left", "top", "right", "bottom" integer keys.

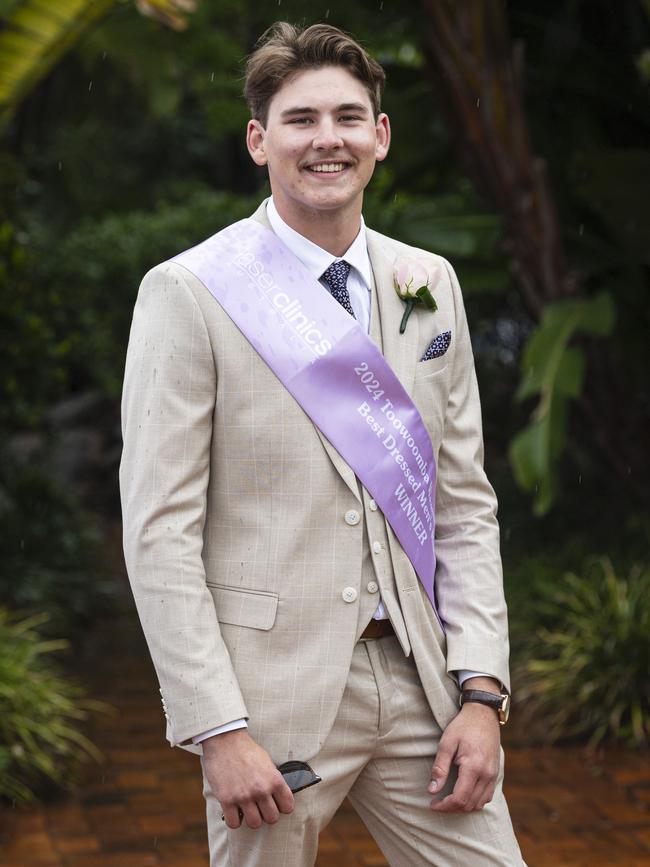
[{"left": 192, "top": 199, "right": 491, "bottom": 744}]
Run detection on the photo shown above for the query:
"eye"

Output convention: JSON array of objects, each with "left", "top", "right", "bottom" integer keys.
[
  {"left": 288, "top": 117, "right": 314, "bottom": 125},
  {"left": 339, "top": 115, "right": 362, "bottom": 122}
]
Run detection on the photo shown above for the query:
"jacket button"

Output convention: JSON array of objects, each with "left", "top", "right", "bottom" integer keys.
[
  {"left": 369, "top": 499, "right": 378, "bottom": 511},
  {"left": 344, "top": 509, "right": 360, "bottom": 526},
  {"left": 372, "top": 540, "right": 382, "bottom": 554},
  {"left": 342, "top": 586, "right": 358, "bottom": 603},
  {"left": 367, "top": 581, "right": 379, "bottom": 594}
]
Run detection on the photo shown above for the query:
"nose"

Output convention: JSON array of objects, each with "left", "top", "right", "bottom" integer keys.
[{"left": 312, "top": 119, "right": 344, "bottom": 150}]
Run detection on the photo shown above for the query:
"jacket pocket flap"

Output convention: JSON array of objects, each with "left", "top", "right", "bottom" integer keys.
[{"left": 207, "top": 584, "right": 278, "bottom": 631}]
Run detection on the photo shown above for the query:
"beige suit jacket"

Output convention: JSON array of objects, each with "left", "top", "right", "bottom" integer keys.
[{"left": 119, "top": 201, "right": 510, "bottom": 760}]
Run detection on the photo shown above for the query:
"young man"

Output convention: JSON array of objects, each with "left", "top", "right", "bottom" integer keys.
[{"left": 120, "top": 22, "right": 526, "bottom": 867}]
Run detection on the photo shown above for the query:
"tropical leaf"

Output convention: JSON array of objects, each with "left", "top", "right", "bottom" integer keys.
[
  {"left": 0, "top": 0, "right": 114, "bottom": 123},
  {"left": 0, "top": 0, "right": 196, "bottom": 124},
  {"left": 509, "top": 292, "right": 615, "bottom": 514}
]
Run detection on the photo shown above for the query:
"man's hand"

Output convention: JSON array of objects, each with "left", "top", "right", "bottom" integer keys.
[
  {"left": 428, "top": 678, "right": 501, "bottom": 813},
  {"left": 202, "top": 729, "right": 295, "bottom": 829}
]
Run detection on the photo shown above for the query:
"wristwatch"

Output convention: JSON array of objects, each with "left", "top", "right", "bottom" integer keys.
[{"left": 459, "top": 689, "right": 511, "bottom": 726}]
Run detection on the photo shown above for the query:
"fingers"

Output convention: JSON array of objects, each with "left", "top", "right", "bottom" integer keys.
[
  {"left": 241, "top": 800, "right": 265, "bottom": 830},
  {"left": 222, "top": 776, "right": 295, "bottom": 830},
  {"left": 222, "top": 804, "right": 244, "bottom": 829},
  {"left": 428, "top": 733, "right": 457, "bottom": 796},
  {"left": 430, "top": 760, "right": 498, "bottom": 813},
  {"left": 273, "top": 777, "right": 296, "bottom": 815}
]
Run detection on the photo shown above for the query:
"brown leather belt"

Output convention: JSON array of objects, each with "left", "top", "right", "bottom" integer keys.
[{"left": 360, "top": 618, "right": 395, "bottom": 640}]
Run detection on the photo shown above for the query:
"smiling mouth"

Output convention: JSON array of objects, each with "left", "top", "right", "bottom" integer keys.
[{"left": 305, "top": 162, "right": 350, "bottom": 173}]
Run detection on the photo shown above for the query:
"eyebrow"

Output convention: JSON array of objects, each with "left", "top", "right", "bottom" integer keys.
[{"left": 280, "top": 102, "right": 370, "bottom": 118}]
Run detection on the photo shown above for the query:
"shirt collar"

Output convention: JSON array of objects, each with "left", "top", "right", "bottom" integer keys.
[{"left": 266, "top": 197, "right": 372, "bottom": 290}]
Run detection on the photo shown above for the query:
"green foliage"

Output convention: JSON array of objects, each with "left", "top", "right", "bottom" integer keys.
[
  {"left": 0, "top": 222, "right": 71, "bottom": 429},
  {"left": 0, "top": 608, "right": 103, "bottom": 803},
  {"left": 0, "top": 0, "right": 113, "bottom": 125},
  {"left": 513, "top": 556, "right": 650, "bottom": 748},
  {"left": 363, "top": 184, "right": 508, "bottom": 295},
  {"left": 29, "top": 188, "right": 257, "bottom": 395},
  {"left": 0, "top": 464, "right": 113, "bottom": 636},
  {"left": 509, "top": 293, "right": 615, "bottom": 514}
]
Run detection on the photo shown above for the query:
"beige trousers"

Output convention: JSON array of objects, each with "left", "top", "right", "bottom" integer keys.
[{"left": 201, "top": 636, "right": 526, "bottom": 867}]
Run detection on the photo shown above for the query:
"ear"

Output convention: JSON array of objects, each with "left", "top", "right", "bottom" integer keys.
[
  {"left": 246, "top": 119, "right": 267, "bottom": 166},
  {"left": 374, "top": 113, "right": 391, "bottom": 162}
]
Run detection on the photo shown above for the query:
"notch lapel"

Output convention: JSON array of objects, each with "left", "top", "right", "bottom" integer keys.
[{"left": 366, "top": 229, "right": 419, "bottom": 398}]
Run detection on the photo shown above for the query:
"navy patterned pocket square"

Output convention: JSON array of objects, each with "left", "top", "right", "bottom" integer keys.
[{"left": 420, "top": 330, "right": 451, "bottom": 362}]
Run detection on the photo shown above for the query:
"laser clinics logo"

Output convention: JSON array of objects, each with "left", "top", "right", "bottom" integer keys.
[{"left": 233, "top": 250, "right": 332, "bottom": 358}]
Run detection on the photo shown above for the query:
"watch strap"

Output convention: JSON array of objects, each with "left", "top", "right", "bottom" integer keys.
[{"left": 460, "top": 689, "right": 510, "bottom": 725}]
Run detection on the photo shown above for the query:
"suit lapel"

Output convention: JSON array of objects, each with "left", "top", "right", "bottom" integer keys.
[{"left": 366, "top": 229, "right": 419, "bottom": 397}]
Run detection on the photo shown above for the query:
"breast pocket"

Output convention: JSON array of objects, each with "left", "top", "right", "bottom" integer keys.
[{"left": 415, "top": 355, "right": 448, "bottom": 380}]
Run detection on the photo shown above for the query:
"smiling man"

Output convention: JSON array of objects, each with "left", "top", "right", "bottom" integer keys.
[{"left": 120, "top": 21, "right": 526, "bottom": 867}]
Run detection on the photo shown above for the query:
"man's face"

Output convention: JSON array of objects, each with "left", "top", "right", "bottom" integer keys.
[{"left": 247, "top": 65, "right": 390, "bottom": 226}]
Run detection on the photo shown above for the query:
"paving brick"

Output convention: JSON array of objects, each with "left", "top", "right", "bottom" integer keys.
[
  {"left": 53, "top": 836, "right": 101, "bottom": 856},
  {"left": 1, "top": 832, "right": 59, "bottom": 862}
]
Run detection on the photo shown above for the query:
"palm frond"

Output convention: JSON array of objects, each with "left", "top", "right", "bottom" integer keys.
[{"left": 0, "top": 0, "right": 196, "bottom": 123}]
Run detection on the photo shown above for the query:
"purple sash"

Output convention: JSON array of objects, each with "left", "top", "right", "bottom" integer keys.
[{"left": 172, "top": 219, "right": 439, "bottom": 617}]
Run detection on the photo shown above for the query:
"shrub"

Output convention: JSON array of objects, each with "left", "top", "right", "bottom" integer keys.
[
  {"left": 513, "top": 556, "right": 650, "bottom": 748},
  {"left": 0, "top": 608, "right": 103, "bottom": 803},
  {"left": 28, "top": 188, "right": 258, "bottom": 397},
  {"left": 0, "top": 464, "right": 115, "bottom": 637}
]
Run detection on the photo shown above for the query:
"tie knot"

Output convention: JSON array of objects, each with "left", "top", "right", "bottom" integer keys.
[{"left": 321, "top": 260, "right": 351, "bottom": 292}]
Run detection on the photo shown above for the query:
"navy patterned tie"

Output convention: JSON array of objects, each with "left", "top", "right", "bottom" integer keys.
[{"left": 321, "top": 260, "right": 355, "bottom": 319}]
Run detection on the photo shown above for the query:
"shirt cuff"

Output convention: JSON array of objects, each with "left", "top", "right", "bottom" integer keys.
[
  {"left": 191, "top": 718, "right": 248, "bottom": 744},
  {"left": 456, "top": 670, "right": 503, "bottom": 689}
]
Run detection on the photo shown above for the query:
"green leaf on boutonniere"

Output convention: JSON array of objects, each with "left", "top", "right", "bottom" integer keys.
[{"left": 416, "top": 285, "right": 438, "bottom": 311}]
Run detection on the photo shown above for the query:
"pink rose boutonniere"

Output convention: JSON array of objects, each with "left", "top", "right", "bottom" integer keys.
[{"left": 393, "top": 257, "right": 440, "bottom": 334}]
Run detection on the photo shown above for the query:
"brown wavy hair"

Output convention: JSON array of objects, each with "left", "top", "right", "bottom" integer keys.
[{"left": 244, "top": 22, "right": 386, "bottom": 126}]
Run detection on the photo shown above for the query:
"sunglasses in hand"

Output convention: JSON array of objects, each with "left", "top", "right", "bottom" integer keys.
[
  {"left": 220, "top": 760, "right": 321, "bottom": 822},
  {"left": 277, "top": 760, "right": 322, "bottom": 794}
]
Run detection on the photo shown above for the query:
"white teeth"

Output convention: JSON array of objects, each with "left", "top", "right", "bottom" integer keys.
[{"left": 309, "top": 163, "right": 345, "bottom": 173}]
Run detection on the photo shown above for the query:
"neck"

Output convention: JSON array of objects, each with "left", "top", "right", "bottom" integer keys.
[{"left": 273, "top": 198, "right": 362, "bottom": 257}]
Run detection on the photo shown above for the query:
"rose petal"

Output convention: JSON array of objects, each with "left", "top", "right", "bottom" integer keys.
[
  {"left": 394, "top": 258, "right": 412, "bottom": 290},
  {"left": 410, "top": 260, "right": 430, "bottom": 292}
]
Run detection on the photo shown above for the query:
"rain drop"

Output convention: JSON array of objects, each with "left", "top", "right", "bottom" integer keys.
[
  {"left": 476, "top": 97, "right": 480, "bottom": 108},
  {"left": 325, "top": 8, "right": 330, "bottom": 18},
  {"left": 579, "top": 223, "right": 584, "bottom": 236},
  {"left": 210, "top": 72, "right": 215, "bottom": 82},
  {"left": 88, "top": 80, "right": 93, "bottom": 92}
]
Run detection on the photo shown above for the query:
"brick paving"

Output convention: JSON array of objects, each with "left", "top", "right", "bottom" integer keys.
[{"left": 1, "top": 566, "right": 649, "bottom": 865}]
